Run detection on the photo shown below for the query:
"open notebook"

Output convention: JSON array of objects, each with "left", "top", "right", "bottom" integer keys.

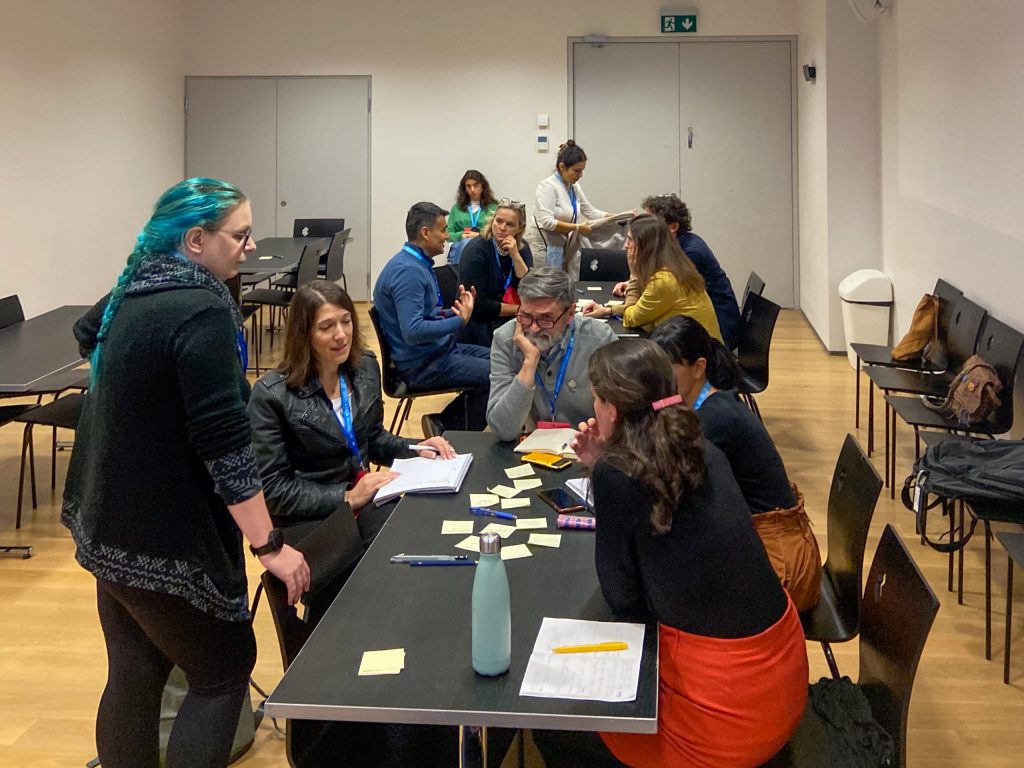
[
  {"left": 513, "top": 428, "right": 578, "bottom": 459},
  {"left": 372, "top": 454, "right": 474, "bottom": 506}
]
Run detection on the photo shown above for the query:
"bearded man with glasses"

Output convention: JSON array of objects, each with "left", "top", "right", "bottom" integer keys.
[{"left": 486, "top": 266, "right": 616, "bottom": 441}]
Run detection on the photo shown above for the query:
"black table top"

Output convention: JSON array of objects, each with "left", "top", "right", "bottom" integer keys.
[
  {"left": 266, "top": 432, "right": 658, "bottom": 732},
  {"left": 0, "top": 305, "right": 90, "bottom": 393},
  {"left": 574, "top": 281, "right": 639, "bottom": 338},
  {"left": 241, "top": 236, "right": 327, "bottom": 275}
]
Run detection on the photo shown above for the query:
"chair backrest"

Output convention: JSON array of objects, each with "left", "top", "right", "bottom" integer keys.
[
  {"left": 735, "top": 292, "right": 781, "bottom": 388},
  {"left": 858, "top": 524, "right": 940, "bottom": 768},
  {"left": 295, "top": 242, "right": 326, "bottom": 288},
  {"left": 740, "top": 271, "right": 766, "bottom": 313},
  {"left": 823, "top": 434, "right": 883, "bottom": 635},
  {"left": 0, "top": 295, "right": 25, "bottom": 330},
  {"left": 260, "top": 571, "right": 313, "bottom": 673},
  {"left": 942, "top": 295, "right": 987, "bottom": 370},
  {"left": 293, "top": 218, "right": 345, "bottom": 238},
  {"left": 579, "top": 248, "right": 629, "bottom": 282},
  {"left": 433, "top": 264, "right": 460, "bottom": 308},
  {"left": 973, "top": 315, "right": 1024, "bottom": 433},
  {"left": 927, "top": 279, "right": 964, "bottom": 367},
  {"left": 323, "top": 228, "right": 351, "bottom": 283},
  {"left": 368, "top": 306, "right": 402, "bottom": 399}
]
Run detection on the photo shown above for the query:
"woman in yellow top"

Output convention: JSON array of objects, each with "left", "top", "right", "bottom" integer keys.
[{"left": 581, "top": 213, "right": 722, "bottom": 339}]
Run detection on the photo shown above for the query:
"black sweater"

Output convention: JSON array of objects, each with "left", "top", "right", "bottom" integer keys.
[
  {"left": 458, "top": 236, "right": 533, "bottom": 346},
  {"left": 593, "top": 442, "right": 788, "bottom": 638}
]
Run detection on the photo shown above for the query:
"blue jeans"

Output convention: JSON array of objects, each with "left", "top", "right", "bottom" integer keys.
[{"left": 400, "top": 342, "right": 490, "bottom": 431}]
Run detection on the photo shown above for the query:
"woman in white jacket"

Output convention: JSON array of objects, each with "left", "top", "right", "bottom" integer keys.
[{"left": 531, "top": 140, "right": 609, "bottom": 276}]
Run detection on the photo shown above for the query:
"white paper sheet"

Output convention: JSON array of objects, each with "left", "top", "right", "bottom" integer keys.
[{"left": 520, "top": 617, "right": 645, "bottom": 702}]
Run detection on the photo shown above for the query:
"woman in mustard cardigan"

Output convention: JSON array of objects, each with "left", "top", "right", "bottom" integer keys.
[{"left": 581, "top": 213, "right": 722, "bottom": 339}]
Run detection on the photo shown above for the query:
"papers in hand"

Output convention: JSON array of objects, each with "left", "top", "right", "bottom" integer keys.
[
  {"left": 514, "top": 428, "right": 578, "bottom": 459},
  {"left": 520, "top": 618, "right": 645, "bottom": 702},
  {"left": 373, "top": 454, "right": 473, "bottom": 505}
]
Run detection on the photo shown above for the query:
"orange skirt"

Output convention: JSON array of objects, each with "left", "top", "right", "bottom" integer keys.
[{"left": 601, "top": 598, "right": 808, "bottom": 768}]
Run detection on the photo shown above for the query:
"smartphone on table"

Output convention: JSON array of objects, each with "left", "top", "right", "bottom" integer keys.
[
  {"left": 537, "top": 488, "right": 587, "bottom": 515},
  {"left": 521, "top": 451, "right": 572, "bottom": 471}
]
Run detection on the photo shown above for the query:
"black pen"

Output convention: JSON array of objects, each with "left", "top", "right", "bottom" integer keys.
[{"left": 409, "top": 560, "right": 476, "bottom": 567}]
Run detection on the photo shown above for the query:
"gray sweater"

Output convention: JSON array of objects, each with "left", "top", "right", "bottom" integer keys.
[{"left": 486, "top": 315, "right": 617, "bottom": 441}]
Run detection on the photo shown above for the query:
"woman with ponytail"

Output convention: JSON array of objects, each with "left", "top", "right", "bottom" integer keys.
[
  {"left": 533, "top": 339, "right": 808, "bottom": 768},
  {"left": 650, "top": 315, "right": 821, "bottom": 613},
  {"left": 63, "top": 178, "right": 309, "bottom": 768}
]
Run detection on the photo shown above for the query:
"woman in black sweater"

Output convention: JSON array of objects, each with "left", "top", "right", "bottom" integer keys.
[
  {"left": 650, "top": 315, "right": 821, "bottom": 612},
  {"left": 62, "top": 178, "right": 309, "bottom": 768}
]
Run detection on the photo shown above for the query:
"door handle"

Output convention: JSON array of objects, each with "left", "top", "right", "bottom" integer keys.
[{"left": 687, "top": 127, "right": 693, "bottom": 149}]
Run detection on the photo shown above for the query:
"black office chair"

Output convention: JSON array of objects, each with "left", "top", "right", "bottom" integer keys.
[
  {"left": 800, "top": 434, "right": 883, "bottom": 679},
  {"left": 433, "top": 264, "right": 461, "bottom": 308},
  {"left": 765, "top": 525, "right": 940, "bottom": 768},
  {"left": 578, "top": 248, "right": 628, "bottom": 282},
  {"left": 322, "top": 228, "right": 351, "bottom": 290},
  {"left": 368, "top": 307, "right": 468, "bottom": 436},
  {"left": 740, "top": 271, "right": 766, "bottom": 314},
  {"left": 293, "top": 218, "right": 345, "bottom": 238},
  {"left": 242, "top": 242, "right": 324, "bottom": 358},
  {"left": 735, "top": 292, "right": 781, "bottom": 421}
]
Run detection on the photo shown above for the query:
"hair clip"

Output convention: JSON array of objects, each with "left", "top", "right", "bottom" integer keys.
[{"left": 651, "top": 394, "right": 683, "bottom": 412}]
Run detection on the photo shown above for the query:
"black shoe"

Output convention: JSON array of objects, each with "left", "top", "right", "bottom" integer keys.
[{"left": 421, "top": 413, "right": 445, "bottom": 439}]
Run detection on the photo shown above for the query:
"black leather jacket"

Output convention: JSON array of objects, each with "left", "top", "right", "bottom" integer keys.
[{"left": 248, "top": 351, "right": 413, "bottom": 527}]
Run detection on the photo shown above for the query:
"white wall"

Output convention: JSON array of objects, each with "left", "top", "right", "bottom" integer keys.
[
  {"left": 182, "top": 0, "right": 800, "bottom": 295},
  {"left": 0, "top": 0, "right": 185, "bottom": 318}
]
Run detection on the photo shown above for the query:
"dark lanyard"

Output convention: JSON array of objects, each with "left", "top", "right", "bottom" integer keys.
[
  {"left": 492, "top": 240, "right": 514, "bottom": 293},
  {"left": 332, "top": 374, "right": 363, "bottom": 467},
  {"left": 468, "top": 205, "right": 481, "bottom": 228},
  {"left": 556, "top": 174, "right": 578, "bottom": 223},
  {"left": 235, "top": 329, "right": 248, "bottom": 371},
  {"left": 535, "top": 328, "right": 575, "bottom": 421},
  {"left": 402, "top": 244, "right": 442, "bottom": 307},
  {"left": 692, "top": 381, "right": 713, "bottom": 411}
]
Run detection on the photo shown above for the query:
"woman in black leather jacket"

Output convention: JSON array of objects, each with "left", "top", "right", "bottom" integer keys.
[{"left": 248, "top": 280, "right": 453, "bottom": 622}]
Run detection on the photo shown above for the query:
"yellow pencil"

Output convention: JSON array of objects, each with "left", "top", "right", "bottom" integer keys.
[{"left": 552, "top": 641, "right": 629, "bottom": 654}]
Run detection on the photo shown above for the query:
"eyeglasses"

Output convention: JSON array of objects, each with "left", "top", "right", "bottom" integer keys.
[
  {"left": 516, "top": 305, "right": 569, "bottom": 330},
  {"left": 498, "top": 197, "right": 526, "bottom": 212},
  {"left": 217, "top": 228, "right": 252, "bottom": 249}
]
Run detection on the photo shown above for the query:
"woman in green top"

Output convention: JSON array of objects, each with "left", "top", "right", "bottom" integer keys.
[{"left": 448, "top": 169, "right": 498, "bottom": 242}]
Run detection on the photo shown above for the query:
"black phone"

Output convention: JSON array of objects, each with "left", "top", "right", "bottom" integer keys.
[{"left": 538, "top": 488, "right": 586, "bottom": 514}]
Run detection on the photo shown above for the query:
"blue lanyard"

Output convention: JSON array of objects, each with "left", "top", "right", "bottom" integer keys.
[
  {"left": 236, "top": 329, "right": 248, "bottom": 371},
  {"left": 332, "top": 374, "right": 363, "bottom": 467},
  {"left": 492, "top": 240, "right": 514, "bottom": 293},
  {"left": 468, "top": 204, "right": 481, "bottom": 228},
  {"left": 402, "top": 244, "right": 442, "bottom": 307},
  {"left": 692, "top": 381, "right": 713, "bottom": 411},
  {"left": 555, "top": 174, "right": 578, "bottom": 223},
  {"left": 535, "top": 327, "right": 575, "bottom": 420}
]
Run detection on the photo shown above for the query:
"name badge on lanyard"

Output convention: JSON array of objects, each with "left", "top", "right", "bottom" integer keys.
[
  {"left": 469, "top": 205, "right": 481, "bottom": 229},
  {"left": 333, "top": 374, "right": 364, "bottom": 469},
  {"left": 692, "top": 381, "right": 713, "bottom": 411},
  {"left": 535, "top": 328, "right": 575, "bottom": 421},
  {"left": 402, "top": 244, "right": 442, "bottom": 307},
  {"left": 493, "top": 240, "right": 513, "bottom": 293}
]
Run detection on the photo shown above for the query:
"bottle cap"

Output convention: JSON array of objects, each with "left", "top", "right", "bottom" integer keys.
[{"left": 479, "top": 532, "right": 501, "bottom": 554}]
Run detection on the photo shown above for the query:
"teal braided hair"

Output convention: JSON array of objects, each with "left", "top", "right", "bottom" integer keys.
[{"left": 90, "top": 177, "right": 248, "bottom": 385}]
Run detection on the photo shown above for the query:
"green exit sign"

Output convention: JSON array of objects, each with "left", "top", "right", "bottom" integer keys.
[{"left": 661, "top": 14, "right": 697, "bottom": 33}]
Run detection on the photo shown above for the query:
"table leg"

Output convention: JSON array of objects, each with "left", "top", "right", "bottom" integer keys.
[
  {"left": 1005, "top": 557, "right": 1014, "bottom": 684},
  {"left": 855, "top": 358, "right": 861, "bottom": 430},
  {"left": 459, "top": 724, "right": 488, "bottom": 768}
]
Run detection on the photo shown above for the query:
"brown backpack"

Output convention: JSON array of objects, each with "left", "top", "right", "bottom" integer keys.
[
  {"left": 924, "top": 354, "right": 1002, "bottom": 426},
  {"left": 891, "top": 294, "right": 939, "bottom": 362}
]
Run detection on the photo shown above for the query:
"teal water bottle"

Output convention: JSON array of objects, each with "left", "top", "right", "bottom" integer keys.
[{"left": 472, "top": 532, "right": 512, "bottom": 676}]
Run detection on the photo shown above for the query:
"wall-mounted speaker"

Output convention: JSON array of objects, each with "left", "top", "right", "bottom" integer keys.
[{"left": 848, "top": 0, "right": 892, "bottom": 23}]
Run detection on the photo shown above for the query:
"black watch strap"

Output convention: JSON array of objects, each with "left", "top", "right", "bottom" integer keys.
[{"left": 250, "top": 528, "right": 284, "bottom": 557}]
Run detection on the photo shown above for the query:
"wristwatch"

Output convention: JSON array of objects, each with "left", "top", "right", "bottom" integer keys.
[{"left": 249, "top": 528, "right": 284, "bottom": 557}]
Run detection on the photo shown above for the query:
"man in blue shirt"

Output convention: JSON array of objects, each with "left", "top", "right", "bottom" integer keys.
[{"left": 373, "top": 202, "right": 490, "bottom": 435}]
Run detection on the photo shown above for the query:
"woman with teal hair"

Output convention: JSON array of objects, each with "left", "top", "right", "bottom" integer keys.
[{"left": 63, "top": 178, "right": 310, "bottom": 768}]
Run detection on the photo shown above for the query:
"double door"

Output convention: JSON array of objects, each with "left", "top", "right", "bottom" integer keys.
[
  {"left": 185, "top": 76, "right": 371, "bottom": 300},
  {"left": 572, "top": 39, "right": 796, "bottom": 307}
]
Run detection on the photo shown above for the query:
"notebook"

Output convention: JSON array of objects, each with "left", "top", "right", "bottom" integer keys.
[
  {"left": 372, "top": 454, "right": 474, "bottom": 506},
  {"left": 513, "top": 428, "right": 578, "bottom": 459}
]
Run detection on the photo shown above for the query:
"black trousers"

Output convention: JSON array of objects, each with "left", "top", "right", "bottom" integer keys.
[{"left": 95, "top": 578, "right": 256, "bottom": 768}]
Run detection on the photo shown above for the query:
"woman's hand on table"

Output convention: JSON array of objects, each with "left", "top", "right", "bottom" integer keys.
[
  {"left": 571, "top": 418, "right": 605, "bottom": 467},
  {"left": 611, "top": 281, "right": 628, "bottom": 297},
  {"left": 411, "top": 436, "right": 456, "bottom": 460},
  {"left": 579, "top": 300, "right": 612, "bottom": 319},
  {"left": 346, "top": 470, "right": 399, "bottom": 510}
]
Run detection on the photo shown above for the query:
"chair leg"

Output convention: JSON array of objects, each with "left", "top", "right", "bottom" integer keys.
[
  {"left": 51, "top": 425, "right": 57, "bottom": 490},
  {"left": 1005, "top": 556, "right": 1014, "bottom": 684},
  {"left": 986, "top": 521, "right": 993, "bottom": 660},
  {"left": 855, "top": 359, "right": 861, "bottom": 429},
  {"left": 948, "top": 498, "right": 955, "bottom": 593},
  {"left": 821, "top": 641, "right": 840, "bottom": 679},
  {"left": 883, "top": 400, "right": 890, "bottom": 488},
  {"left": 867, "top": 380, "right": 875, "bottom": 456},
  {"left": 890, "top": 405, "right": 897, "bottom": 500},
  {"left": 27, "top": 425, "right": 37, "bottom": 508},
  {"left": 958, "top": 502, "right": 965, "bottom": 605},
  {"left": 389, "top": 397, "right": 406, "bottom": 434},
  {"left": 395, "top": 400, "right": 413, "bottom": 436},
  {"left": 16, "top": 425, "right": 32, "bottom": 529}
]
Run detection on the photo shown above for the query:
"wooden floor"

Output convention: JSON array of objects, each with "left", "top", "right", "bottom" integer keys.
[{"left": 1, "top": 307, "right": 1022, "bottom": 767}]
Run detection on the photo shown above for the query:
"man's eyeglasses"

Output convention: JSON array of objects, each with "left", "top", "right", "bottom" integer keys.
[{"left": 516, "top": 306, "right": 569, "bottom": 330}]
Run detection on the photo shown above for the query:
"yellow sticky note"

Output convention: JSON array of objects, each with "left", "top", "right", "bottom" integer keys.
[
  {"left": 455, "top": 535, "right": 481, "bottom": 553},
  {"left": 501, "top": 497, "right": 531, "bottom": 510},
  {"left": 606, "top": 300, "right": 624, "bottom": 307},
  {"left": 441, "top": 520, "right": 474, "bottom": 535},
  {"left": 528, "top": 533, "right": 562, "bottom": 548},
  {"left": 358, "top": 648, "right": 405, "bottom": 676},
  {"left": 488, "top": 484, "right": 520, "bottom": 499},
  {"left": 586, "top": 286, "right": 603, "bottom": 291},
  {"left": 501, "top": 544, "right": 533, "bottom": 560},
  {"left": 470, "top": 493, "right": 500, "bottom": 507},
  {"left": 504, "top": 464, "right": 536, "bottom": 479},
  {"left": 481, "top": 523, "right": 517, "bottom": 539},
  {"left": 513, "top": 478, "right": 543, "bottom": 491},
  {"left": 516, "top": 518, "right": 548, "bottom": 530}
]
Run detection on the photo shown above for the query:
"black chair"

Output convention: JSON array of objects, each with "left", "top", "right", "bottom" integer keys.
[
  {"left": 368, "top": 307, "right": 468, "bottom": 436},
  {"left": 13, "top": 393, "right": 85, "bottom": 529},
  {"left": 578, "top": 248, "right": 628, "bottom": 282},
  {"left": 740, "top": 271, "right": 766, "bottom": 314},
  {"left": 242, "top": 242, "right": 324, "bottom": 358},
  {"left": 293, "top": 218, "right": 345, "bottom": 238},
  {"left": 735, "top": 292, "right": 781, "bottom": 420},
  {"left": 322, "top": 228, "right": 351, "bottom": 290},
  {"left": 885, "top": 315, "right": 1024, "bottom": 498},
  {"left": 433, "top": 264, "right": 461, "bottom": 308},
  {"left": 767, "top": 525, "right": 940, "bottom": 768},
  {"left": 0, "top": 405, "right": 37, "bottom": 555},
  {"left": 800, "top": 434, "right": 883, "bottom": 679}
]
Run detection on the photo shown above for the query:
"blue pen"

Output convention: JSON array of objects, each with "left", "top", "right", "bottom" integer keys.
[
  {"left": 409, "top": 560, "right": 477, "bottom": 567},
  {"left": 469, "top": 506, "right": 517, "bottom": 521}
]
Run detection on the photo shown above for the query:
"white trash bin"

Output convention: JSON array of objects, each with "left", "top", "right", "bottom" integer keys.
[{"left": 839, "top": 269, "right": 893, "bottom": 370}]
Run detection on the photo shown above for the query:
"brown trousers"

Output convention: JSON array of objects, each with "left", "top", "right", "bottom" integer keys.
[{"left": 752, "top": 486, "right": 822, "bottom": 613}]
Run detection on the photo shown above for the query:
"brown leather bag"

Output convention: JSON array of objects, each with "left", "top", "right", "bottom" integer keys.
[
  {"left": 924, "top": 354, "right": 1002, "bottom": 427},
  {"left": 891, "top": 294, "right": 939, "bottom": 361}
]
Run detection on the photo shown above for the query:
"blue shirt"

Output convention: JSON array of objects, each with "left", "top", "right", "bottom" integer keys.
[
  {"left": 678, "top": 231, "right": 741, "bottom": 350},
  {"left": 372, "top": 243, "right": 464, "bottom": 368}
]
